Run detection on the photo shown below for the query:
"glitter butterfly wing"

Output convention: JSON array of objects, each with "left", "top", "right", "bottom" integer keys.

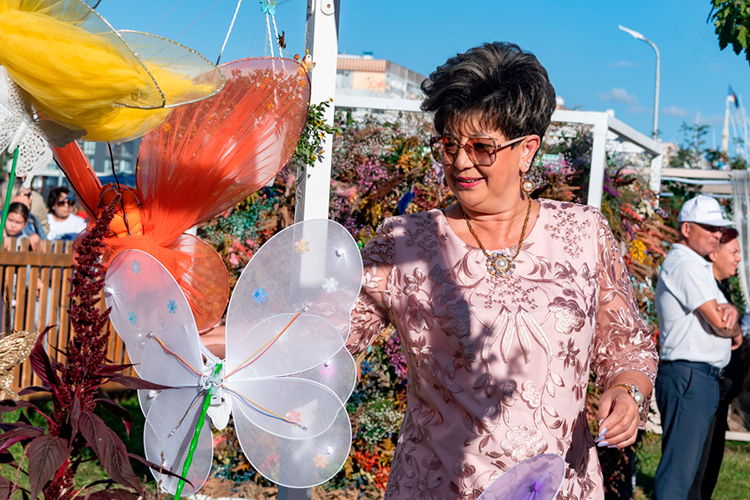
[
  {"left": 224, "top": 219, "right": 362, "bottom": 487},
  {"left": 0, "top": 66, "right": 54, "bottom": 185},
  {"left": 105, "top": 250, "right": 215, "bottom": 495}
]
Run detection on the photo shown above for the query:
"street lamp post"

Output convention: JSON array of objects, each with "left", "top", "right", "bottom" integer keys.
[{"left": 619, "top": 25, "right": 660, "bottom": 140}]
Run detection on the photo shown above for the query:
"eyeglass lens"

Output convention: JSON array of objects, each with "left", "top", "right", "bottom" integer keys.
[{"left": 432, "top": 137, "right": 497, "bottom": 166}]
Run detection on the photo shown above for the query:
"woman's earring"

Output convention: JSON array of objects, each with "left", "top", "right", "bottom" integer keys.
[{"left": 522, "top": 175, "right": 535, "bottom": 194}]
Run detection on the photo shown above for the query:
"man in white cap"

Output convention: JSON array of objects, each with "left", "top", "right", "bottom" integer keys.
[{"left": 653, "top": 195, "right": 743, "bottom": 500}]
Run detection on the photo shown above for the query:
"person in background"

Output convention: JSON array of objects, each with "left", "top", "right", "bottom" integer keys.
[
  {"left": 653, "top": 195, "right": 742, "bottom": 500},
  {"left": 1, "top": 177, "right": 49, "bottom": 234},
  {"left": 11, "top": 186, "right": 46, "bottom": 240},
  {"left": 3, "top": 202, "right": 40, "bottom": 250},
  {"left": 688, "top": 228, "right": 745, "bottom": 500},
  {"left": 46, "top": 186, "right": 86, "bottom": 241}
]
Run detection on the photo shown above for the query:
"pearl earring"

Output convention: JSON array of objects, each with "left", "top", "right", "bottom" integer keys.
[{"left": 522, "top": 175, "right": 535, "bottom": 194}]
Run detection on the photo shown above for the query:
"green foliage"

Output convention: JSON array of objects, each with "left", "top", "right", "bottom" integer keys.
[
  {"left": 292, "top": 99, "right": 343, "bottom": 172},
  {"left": 709, "top": 0, "right": 750, "bottom": 64},
  {"left": 669, "top": 122, "right": 711, "bottom": 169}
]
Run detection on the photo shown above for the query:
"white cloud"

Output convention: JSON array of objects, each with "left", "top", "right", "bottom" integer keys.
[
  {"left": 629, "top": 104, "right": 650, "bottom": 115},
  {"left": 610, "top": 60, "right": 634, "bottom": 68},
  {"left": 598, "top": 87, "right": 638, "bottom": 105},
  {"left": 662, "top": 105, "right": 687, "bottom": 118}
]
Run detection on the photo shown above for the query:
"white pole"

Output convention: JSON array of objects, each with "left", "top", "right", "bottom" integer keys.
[
  {"left": 280, "top": 4, "right": 340, "bottom": 499},
  {"left": 586, "top": 114, "right": 609, "bottom": 208},
  {"left": 722, "top": 96, "right": 731, "bottom": 153},
  {"left": 294, "top": 0, "right": 340, "bottom": 223}
]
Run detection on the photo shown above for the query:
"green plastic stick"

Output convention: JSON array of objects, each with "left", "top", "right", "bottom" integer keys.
[
  {"left": 174, "top": 363, "right": 222, "bottom": 498},
  {"left": 0, "top": 147, "right": 18, "bottom": 250}
]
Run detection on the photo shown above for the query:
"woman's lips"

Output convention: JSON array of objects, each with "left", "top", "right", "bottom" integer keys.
[{"left": 456, "top": 177, "right": 483, "bottom": 189}]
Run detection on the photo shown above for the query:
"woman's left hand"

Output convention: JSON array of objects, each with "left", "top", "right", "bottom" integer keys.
[{"left": 595, "top": 386, "right": 640, "bottom": 448}]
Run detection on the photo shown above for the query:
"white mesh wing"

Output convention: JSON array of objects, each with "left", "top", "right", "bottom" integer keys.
[
  {"left": 105, "top": 249, "right": 204, "bottom": 384},
  {"left": 144, "top": 387, "right": 214, "bottom": 496},
  {"left": 225, "top": 219, "right": 363, "bottom": 364},
  {"left": 292, "top": 347, "right": 357, "bottom": 404},
  {"left": 230, "top": 380, "right": 352, "bottom": 488}
]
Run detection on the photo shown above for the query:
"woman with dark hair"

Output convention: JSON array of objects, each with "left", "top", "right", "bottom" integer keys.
[
  {"left": 347, "top": 42, "right": 658, "bottom": 499},
  {"left": 46, "top": 186, "right": 86, "bottom": 240},
  {"left": 3, "top": 202, "right": 40, "bottom": 250}
]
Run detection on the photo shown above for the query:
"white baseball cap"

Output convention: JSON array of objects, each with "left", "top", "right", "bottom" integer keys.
[{"left": 677, "top": 195, "right": 734, "bottom": 227}]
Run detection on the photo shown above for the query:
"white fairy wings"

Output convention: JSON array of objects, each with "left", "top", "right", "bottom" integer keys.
[{"left": 104, "top": 220, "right": 362, "bottom": 495}]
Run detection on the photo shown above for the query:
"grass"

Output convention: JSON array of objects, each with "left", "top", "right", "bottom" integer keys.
[{"left": 635, "top": 432, "right": 750, "bottom": 500}]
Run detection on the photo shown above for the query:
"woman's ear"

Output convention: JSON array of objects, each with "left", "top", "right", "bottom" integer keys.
[{"left": 520, "top": 135, "right": 541, "bottom": 173}]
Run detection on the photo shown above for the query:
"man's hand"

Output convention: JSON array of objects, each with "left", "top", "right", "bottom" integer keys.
[
  {"left": 717, "top": 303, "right": 739, "bottom": 330},
  {"left": 731, "top": 333, "right": 744, "bottom": 350}
]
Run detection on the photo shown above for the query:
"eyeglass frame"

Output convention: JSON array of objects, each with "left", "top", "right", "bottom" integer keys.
[
  {"left": 429, "top": 135, "right": 529, "bottom": 166},
  {"left": 55, "top": 199, "right": 75, "bottom": 207}
]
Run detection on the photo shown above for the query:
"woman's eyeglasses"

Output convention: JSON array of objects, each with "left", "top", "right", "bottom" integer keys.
[
  {"left": 55, "top": 200, "right": 74, "bottom": 207},
  {"left": 429, "top": 135, "right": 527, "bottom": 166}
]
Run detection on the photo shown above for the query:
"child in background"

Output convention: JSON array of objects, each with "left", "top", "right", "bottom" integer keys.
[{"left": 3, "top": 202, "right": 40, "bottom": 250}]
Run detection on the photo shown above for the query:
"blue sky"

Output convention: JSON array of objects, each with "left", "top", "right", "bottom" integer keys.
[{"left": 97, "top": 0, "right": 750, "bottom": 146}]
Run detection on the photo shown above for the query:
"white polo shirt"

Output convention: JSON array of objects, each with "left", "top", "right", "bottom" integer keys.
[{"left": 655, "top": 243, "right": 732, "bottom": 368}]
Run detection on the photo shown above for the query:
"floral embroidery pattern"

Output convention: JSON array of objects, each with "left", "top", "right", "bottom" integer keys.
[
  {"left": 167, "top": 299, "right": 177, "bottom": 314},
  {"left": 294, "top": 239, "right": 310, "bottom": 254},
  {"left": 128, "top": 312, "right": 137, "bottom": 325},
  {"left": 253, "top": 288, "right": 267, "bottom": 303},
  {"left": 131, "top": 260, "right": 141, "bottom": 275},
  {"left": 346, "top": 204, "right": 657, "bottom": 499},
  {"left": 520, "top": 380, "right": 542, "bottom": 408},
  {"left": 549, "top": 297, "right": 586, "bottom": 334},
  {"left": 544, "top": 204, "right": 592, "bottom": 259},
  {"left": 501, "top": 425, "right": 547, "bottom": 462}
]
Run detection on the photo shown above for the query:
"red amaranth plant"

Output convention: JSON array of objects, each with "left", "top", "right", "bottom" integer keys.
[{"left": 0, "top": 194, "right": 178, "bottom": 500}]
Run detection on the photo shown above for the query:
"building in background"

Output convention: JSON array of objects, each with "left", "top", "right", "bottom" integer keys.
[
  {"left": 35, "top": 139, "right": 139, "bottom": 197},
  {"left": 336, "top": 53, "right": 426, "bottom": 100}
]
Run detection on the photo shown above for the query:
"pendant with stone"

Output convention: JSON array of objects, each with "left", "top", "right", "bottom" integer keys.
[{"left": 486, "top": 251, "right": 515, "bottom": 279}]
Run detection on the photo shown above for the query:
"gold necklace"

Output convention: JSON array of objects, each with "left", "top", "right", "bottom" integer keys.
[{"left": 463, "top": 197, "right": 532, "bottom": 279}]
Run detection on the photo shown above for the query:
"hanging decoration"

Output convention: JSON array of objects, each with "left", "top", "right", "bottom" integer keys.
[
  {"left": 0, "top": 0, "right": 225, "bottom": 145},
  {"left": 52, "top": 57, "right": 311, "bottom": 332},
  {"left": 104, "top": 219, "right": 362, "bottom": 495}
]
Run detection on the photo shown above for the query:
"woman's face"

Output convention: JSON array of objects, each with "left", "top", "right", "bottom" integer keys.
[
  {"left": 5, "top": 212, "right": 26, "bottom": 236},
  {"left": 710, "top": 238, "right": 741, "bottom": 281},
  {"left": 440, "top": 122, "right": 538, "bottom": 216},
  {"left": 53, "top": 193, "right": 71, "bottom": 220}
]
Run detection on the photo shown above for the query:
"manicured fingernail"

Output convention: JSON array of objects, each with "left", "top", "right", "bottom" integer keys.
[
  {"left": 598, "top": 427, "right": 607, "bottom": 436},
  {"left": 597, "top": 441, "right": 608, "bottom": 447},
  {"left": 608, "top": 444, "right": 617, "bottom": 448},
  {"left": 599, "top": 419, "right": 604, "bottom": 426}
]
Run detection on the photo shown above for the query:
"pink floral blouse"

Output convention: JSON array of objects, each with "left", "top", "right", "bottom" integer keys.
[{"left": 347, "top": 200, "right": 658, "bottom": 500}]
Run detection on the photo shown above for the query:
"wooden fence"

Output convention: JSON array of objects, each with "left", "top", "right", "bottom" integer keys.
[{"left": 0, "top": 238, "right": 131, "bottom": 397}]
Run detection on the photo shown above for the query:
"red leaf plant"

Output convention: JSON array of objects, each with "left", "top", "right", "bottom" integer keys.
[{"left": 0, "top": 195, "right": 181, "bottom": 500}]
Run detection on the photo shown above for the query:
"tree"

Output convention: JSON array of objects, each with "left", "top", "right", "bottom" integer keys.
[{"left": 709, "top": 1, "right": 750, "bottom": 63}]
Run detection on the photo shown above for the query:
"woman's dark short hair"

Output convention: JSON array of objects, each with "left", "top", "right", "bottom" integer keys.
[
  {"left": 47, "top": 186, "right": 70, "bottom": 212},
  {"left": 720, "top": 227, "right": 739, "bottom": 245},
  {"left": 7, "top": 202, "right": 29, "bottom": 221},
  {"left": 421, "top": 42, "right": 557, "bottom": 141}
]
